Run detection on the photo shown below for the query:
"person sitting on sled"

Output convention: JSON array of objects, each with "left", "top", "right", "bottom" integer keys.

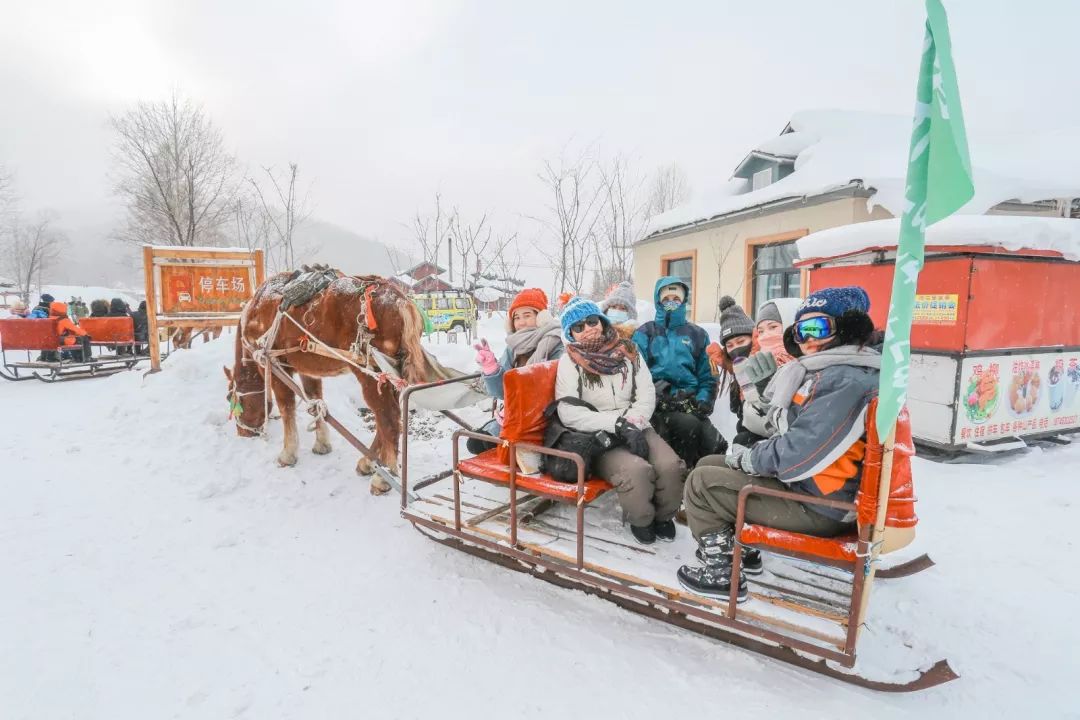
[
  {"left": 49, "top": 300, "right": 92, "bottom": 362},
  {"left": 677, "top": 286, "right": 880, "bottom": 601},
  {"left": 707, "top": 296, "right": 803, "bottom": 449},
  {"left": 555, "top": 297, "right": 685, "bottom": 545},
  {"left": 599, "top": 281, "right": 639, "bottom": 339},
  {"left": 632, "top": 277, "right": 724, "bottom": 467},
  {"left": 468, "top": 288, "right": 565, "bottom": 453},
  {"left": 28, "top": 293, "right": 55, "bottom": 319}
]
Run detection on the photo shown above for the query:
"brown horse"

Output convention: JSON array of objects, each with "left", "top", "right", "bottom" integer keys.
[{"left": 223, "top": 272, "right": 436, "bottom": 494}]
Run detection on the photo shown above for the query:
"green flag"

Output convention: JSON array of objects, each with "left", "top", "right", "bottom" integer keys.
[{"left": 876, "top": 0, "right": 974, "bottom": 433}]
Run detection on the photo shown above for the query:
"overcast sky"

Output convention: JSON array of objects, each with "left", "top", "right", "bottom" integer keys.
[{"left": 2, "top": 0, "right": 1078, "bottom": 266}]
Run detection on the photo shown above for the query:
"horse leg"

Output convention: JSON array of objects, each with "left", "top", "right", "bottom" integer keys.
[
  {"left": 352, "top": 372, "right": 398, "bottom": 494},
  {"left": 271, "top": 373, "right": 300, "bottom": 467},
  {"left": 301, "top": 375, "right": 332, "bottom": 455}
]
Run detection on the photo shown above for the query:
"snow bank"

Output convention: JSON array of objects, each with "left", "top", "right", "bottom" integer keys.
[
  {"left": 3, "top": 335, "right": 1080, "bottom": 716},
  {"left": 646, "top": 108, "right": 1080, "bottom": 238},
  {"left": 797, "top": 215, "right": 1080, "bottom": 262}
]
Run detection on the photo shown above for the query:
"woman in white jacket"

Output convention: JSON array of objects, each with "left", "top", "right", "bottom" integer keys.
[{"left": 555, "top": 298, "right": 687, "bottom": 545}]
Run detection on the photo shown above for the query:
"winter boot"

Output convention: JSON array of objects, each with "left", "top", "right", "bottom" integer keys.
[
  {"left": 652, "top": 519, "right": 676, "bottom": 542},
  {"left": 678, "top": 529, "right": 748, "bottom": 601},
  {"left": 630, "top": 524, "right": 656, "bottom": 545},
  {"left": 696, "top": 546, "right": 763, "bottom": 575}
]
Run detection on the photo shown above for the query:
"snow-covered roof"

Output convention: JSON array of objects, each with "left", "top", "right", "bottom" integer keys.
[
  {"left": 473, "top": 287, "right": 505, "bottom": 302},
  {"left": 645, "top": 109, "right": 1080, "bottom": 240},
  {"left": 0, "top": 276, "right": 15, "bottom": 288},
  {"left": 797, "top": 215, "right": 1080, "bottom": 263}
]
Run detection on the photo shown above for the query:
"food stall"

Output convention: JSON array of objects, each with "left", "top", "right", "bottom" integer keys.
[{"left": 796, "top": 215, "right": 1080, "bottom": 452}]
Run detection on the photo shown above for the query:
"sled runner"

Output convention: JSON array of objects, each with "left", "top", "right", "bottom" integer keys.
[
  {"left": 0, "top": 317, "right": 147, "bottom": 382},
  {"left": 399, "top": 361, "right": 956, "bottom": 692}
]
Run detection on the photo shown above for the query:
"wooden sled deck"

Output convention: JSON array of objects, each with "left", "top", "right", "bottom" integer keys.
[
  {"left": 403, "top": 472, "right": 955, "bottom": 692},
  {"left": 396, "top": 368, "right": 957, "bottom": 693}
]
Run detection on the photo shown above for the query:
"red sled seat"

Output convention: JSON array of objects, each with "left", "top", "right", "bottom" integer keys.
[
  {"left": 455, "top": 360, "right": 613, "bottom": 504},
  {"left": 458, "top": 448, "right": 612, "bottom": 503},
  {"left": 79, "top": 317, "right": 135, "bottom": 344},
  {"left": 0, "top": 319, "right": 61, "bottom": 351},
  {"left": 736, "top": 400, "right": 917, "bottom": 568}
]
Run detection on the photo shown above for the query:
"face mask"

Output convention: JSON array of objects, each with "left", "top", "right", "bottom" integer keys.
[
  {"left": 606, "top": 309, "right": 629, "bottom": 324},
  {"left": 727, "top": 344, "right": 751, "bottom": 361},
  {"left": 661, "top": 299, "right": 682, "bottom": 313},
  {"left": 758, "top": 332, "right": 785, "bottom": 355}
]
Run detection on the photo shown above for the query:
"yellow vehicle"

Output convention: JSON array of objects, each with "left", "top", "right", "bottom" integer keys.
[{"left": 412, "top": 291, "right": 476, "bottom": 333}]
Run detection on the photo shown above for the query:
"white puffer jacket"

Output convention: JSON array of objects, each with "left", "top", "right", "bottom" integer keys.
[{"left": 554, "top": 353, "right": 656, "bottom": 433}]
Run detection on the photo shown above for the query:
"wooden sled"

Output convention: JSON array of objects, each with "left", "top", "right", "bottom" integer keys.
[
  {"left": 398, "top": 362, "right": 957, "bottom": 692},
  {"left": 0, "top": 317, "right": 147, "bottom": 382}
]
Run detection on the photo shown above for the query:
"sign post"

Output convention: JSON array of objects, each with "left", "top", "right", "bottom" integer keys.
[{"left": 143, "top": 246, "right": 264, "bottom": 372}]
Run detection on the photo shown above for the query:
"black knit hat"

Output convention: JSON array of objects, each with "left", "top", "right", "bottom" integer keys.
[{"left": 718, "top": 295, "right": 754, "bottom": 341}]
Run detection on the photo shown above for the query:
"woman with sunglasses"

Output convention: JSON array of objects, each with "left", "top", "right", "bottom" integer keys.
[
  {"left": 676, "top": 286, "right": 881, "bottom": 600},
  {"left": 555, "top": 297, "right": 686, "bottom": 545}
]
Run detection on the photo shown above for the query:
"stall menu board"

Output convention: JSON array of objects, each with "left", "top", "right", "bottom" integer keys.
[
  {"left": 160, "top": 265, "right": 254, "bottom": 314},
  {"left": 955, "top": 351, "right": 1080, "bottom": 444}
]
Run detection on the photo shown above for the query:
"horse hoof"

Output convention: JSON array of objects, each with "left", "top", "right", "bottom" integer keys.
[
  {"left": 277, "top": 453, "right": 298, "bottom": 467},
  {"left": 369, "top": 479, "right": 392, "bottom": 495},
  {"left": 312, "top": 442, "right": 332, "bottom": 455},
  {"left": 355, "top": 458, "right": 374, "bottom": 476}
]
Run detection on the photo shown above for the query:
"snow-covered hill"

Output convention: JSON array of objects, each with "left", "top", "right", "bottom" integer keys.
[{"left": 2, "top": 330, "right": 1078, "bottom": 718}]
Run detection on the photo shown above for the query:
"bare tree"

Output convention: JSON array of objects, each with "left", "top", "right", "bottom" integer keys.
[
  {"left": 0, "top": 165, "right": 15, "bottom": 222},
  {"left": 110, "top": 91, "right": 237, "bottom": 247},
  {"left": 533, "top": 150, "right": 605, "bottom": 296},
  {"left": 247, "top": 163, "right": 313, "bottom": 272},
  {"left": 233, "top": 193, "right": 271, "bottom": 257},
  {"left": 408, "top": 193, "right": 457, "bottom": 273},
  {"left": 710, "top": 234, "right": 742, "bottom": 321},
  {"left": 3, "top": 211, "right": 66, "bottom": 302},
  {"left": 592, "top": 154, "right": 647, "bottom": 294},
  {"left": 647, "top": 162, "right": 691, "bottom": 217}
]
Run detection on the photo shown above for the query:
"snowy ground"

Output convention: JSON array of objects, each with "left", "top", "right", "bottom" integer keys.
[{"left": 3, "top": 320, "right": 1079, "bottom": 718}]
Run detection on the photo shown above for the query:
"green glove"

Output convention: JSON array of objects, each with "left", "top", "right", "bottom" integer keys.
[{"left": 735, "top": 351, "right": 778, "bottom": 388}]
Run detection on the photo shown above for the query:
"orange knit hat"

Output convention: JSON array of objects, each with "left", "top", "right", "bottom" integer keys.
[{"left": 509, "top": 288, "right": 548, "bottom": 317}]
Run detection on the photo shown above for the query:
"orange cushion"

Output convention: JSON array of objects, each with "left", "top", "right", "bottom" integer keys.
[
  {"left": 458, "top": 448, "right": 612, "bottom": 504},
  {"left": 857, "top": 400, "right": 918, "bottom": 530},
  {"left": 740, "top": 524, "right": 858, "bottom": 564},
  {"left": 79, "top": 317, "right": 135, "bottom": 343},
  {"left": 0, "top": 319, "right": 61, "bottom": 351},
  {"left": 497, "top": 361, "right": 558, "bottom": 465}
]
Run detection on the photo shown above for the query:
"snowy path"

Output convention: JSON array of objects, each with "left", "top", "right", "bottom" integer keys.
[{"left": 2, "top": 338, "right": 1078, "bottom": 719}]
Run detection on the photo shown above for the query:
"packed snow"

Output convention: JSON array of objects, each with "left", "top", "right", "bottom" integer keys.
[
  {"left": 797, "top": 215, "right": 1080, "bottom": 263},
  {"left": 645, "top": 109, "right": 1080, "bottom": 238},
  {"left": 2, "top": 311, "right": 1078, "bottom": 718}
]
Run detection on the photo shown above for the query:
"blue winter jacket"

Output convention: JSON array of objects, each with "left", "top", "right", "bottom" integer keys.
[
  {"left": 632, "top": 276, "right": 718, "bottom": 412},
  {"left": 28, "top": 306, "right": 49, "bottom": 319}
]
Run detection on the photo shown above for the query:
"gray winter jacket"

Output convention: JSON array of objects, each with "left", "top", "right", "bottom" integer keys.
[{"left": 748, "top": 348, "right": 881, "bottom": 521}]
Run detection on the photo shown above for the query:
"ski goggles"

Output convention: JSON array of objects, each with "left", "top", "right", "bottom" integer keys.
[
  {"left": 793, "top": 316, "right": 836, "bottom": 343},
  {"left": 570, "top": 316, "right": 602, "bottom": 334}
]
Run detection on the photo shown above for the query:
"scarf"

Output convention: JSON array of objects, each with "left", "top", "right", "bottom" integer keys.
[
  {"left": 764, "top": 345, "right": 882, "bottom": 420},
  {"left": 756, "top": 331, "right": 795, "bottom": 366},
  {"left": 506, "top": 320, "right": 564, "bottom": 366},
  {"left": 565, "top": 325, "right": 638, "bottom": 389}
]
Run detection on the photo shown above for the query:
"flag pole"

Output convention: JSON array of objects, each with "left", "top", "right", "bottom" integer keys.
[{"left": 869, "top": 0, "right": 974, "bottom": 592}]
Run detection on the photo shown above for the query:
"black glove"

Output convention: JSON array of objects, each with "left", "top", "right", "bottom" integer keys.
[
  {"left": 691, "top": 397, "right": 713, "bottom": 420},
  {"left": 614, "top": 417, "right": 649, "bottom": 459}
]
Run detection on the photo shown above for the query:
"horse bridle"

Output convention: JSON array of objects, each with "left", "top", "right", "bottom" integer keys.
[{"left": 228, "top": 379, "right": 268, "bottom": 436}]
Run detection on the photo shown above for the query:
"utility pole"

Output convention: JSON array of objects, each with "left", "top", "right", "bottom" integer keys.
[{"left": 447, "top": 236, "right": 453, "bottom": 286}]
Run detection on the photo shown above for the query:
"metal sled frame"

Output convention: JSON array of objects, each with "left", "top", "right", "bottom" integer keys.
[
  {"left": 0, "top": 346, "right": 148, "bottom": 383},
  {"left": 396, "top": 374, "right": 956, "bottom": 693}
]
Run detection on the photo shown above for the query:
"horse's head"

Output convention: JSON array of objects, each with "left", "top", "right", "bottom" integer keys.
[{"left": 223, "top": 362, "right": 267, "bottom": 437}]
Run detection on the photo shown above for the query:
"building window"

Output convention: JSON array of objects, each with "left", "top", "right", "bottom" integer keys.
[
  {"left": 751, "top": 167, "right": 773, "bottom": 191},
  {"left": 751, "top": 241, "right": 800, "bottom": 310},
  {"left": 662, "top": 253, "right": 695, "bottom": 319}
]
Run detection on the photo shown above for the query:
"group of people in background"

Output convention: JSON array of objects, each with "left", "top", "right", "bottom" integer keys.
[
  {"left": 473, "top": 278, "right": 883, "bottom": 602},
  {"left": 4, "top": 293, "right": 151, "bottom": 360}
]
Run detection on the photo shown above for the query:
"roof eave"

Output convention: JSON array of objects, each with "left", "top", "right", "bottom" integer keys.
[{"left": 637, "top": 182, "right": 873, "bottom": 246}]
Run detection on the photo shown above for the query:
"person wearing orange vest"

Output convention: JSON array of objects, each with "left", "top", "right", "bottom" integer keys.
[
  {"left": 677, "top": 286, "right": 879, "bottom": 602},
  {"left": 49, "top": 301, "right": 92, "bottom": 362}
]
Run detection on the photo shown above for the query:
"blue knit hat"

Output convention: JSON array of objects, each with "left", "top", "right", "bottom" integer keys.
[
  {"left": 560, "top": 297, "right": 609, "bottom": 341},
  {"left": 795, "top": 286, "right": 871, "bottom": 323}
]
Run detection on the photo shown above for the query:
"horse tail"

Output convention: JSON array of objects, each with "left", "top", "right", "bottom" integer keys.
[{"left": 399, "top": 297, "right": 437, "bottom": 385}]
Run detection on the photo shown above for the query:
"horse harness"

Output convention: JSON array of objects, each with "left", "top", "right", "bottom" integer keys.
[{"left": 231, "top": 274, "right": 406, "bottom": 436}]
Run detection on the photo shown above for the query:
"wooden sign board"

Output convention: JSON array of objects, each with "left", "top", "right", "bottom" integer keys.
[{"left": 143, "top": 246, "right": 265, "bottom": 371}]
